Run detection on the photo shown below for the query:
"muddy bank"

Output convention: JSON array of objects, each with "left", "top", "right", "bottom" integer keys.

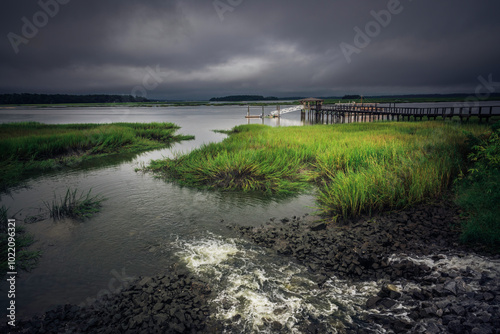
[{"left": 231, "top": 200, "right": 500, "bottom": 333}]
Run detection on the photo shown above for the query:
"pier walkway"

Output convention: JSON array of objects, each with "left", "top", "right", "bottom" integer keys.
[{"left": 305, "top": 104, "right": 500, "bottom": 123}]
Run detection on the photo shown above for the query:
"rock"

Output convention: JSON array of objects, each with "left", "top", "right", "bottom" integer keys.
[
  {"left": 379, "top": 298, "right": 397, "bottom": 309},
  {"left": 271, "top": 321, "right": 283, "bottom": 331},
  {"left": 175, "top": 310, "right": 186, "bottom": 323},
  {"left": 455, "top": 278, "right": 469, "bottom": 294},
  {"left": 471, "top": 326, "right": 493, "bottom": 334},
  {"left": 137, "top": 277, "right": 151, "bottom": 287},
  {"left": 379, "top": 284, "right": 402, "bottom": 300},
  {"left": 310, "top": 221, "right": 327, "bottom": 231},
  {"left": 366, "top": 296, "right": 381, "bottom": 309},
  {"left": 450, "top": 305, "right": 466, "bottom": 316},
  {"left": 444, "top": 281, "right": 457, "bottom": 295},
  {"left": 153, "top": 314, "right": 169, "bottom": 325},
  {"left": 421, "top": 305, "right": 438, "bottom": 318},
  {"left": 152, "top": 302, "right": 164, "bottom": 313},
  {"left": 169, "top": 321, "right": 186, "bottom": 333},
  {"left": 483, "top": 292, "right": 495, "bottom": 302},
  {"left": 424, "top": 321, "right": 442, "bottom": 334},
  {"left": 448, "top": 320, "right": 464, "bottom": 333}
]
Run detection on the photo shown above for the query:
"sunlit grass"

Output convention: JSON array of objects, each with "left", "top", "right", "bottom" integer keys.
[{"left": 148, "top": 121, "right": 488, "bottom": 217}]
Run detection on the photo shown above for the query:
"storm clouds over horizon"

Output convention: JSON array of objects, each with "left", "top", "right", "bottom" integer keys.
[{"left": 1, "top": 0, "right": 499, "bottom": 100}]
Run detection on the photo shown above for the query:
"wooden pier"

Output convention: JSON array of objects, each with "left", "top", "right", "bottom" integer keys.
[
  {"left": 302, "top": 103, "right": 499, "bottom": 124},
  {"left": 245, "top": 105, "right": 265, "bottom": 118}
]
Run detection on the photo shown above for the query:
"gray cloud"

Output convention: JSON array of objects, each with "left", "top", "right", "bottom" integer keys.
[{"left": 1, "top": 0, "right": 499, "bottom": 99}]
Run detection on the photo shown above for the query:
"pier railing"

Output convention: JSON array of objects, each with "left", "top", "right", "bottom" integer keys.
[{"left": 308, "top": 104, "right": 499, "bottom": 122}]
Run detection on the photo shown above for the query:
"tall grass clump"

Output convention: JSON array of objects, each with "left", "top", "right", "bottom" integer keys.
[
  {"left": 44, "top": 188, "right": 105, "bottom": 220},
  {"left": 148, "top": 124, "right": 316, "bottom": 195},
  {"left": 455, "top": 122, "right": 500, "bottom": 250},
  {"left": 0, "top": 122, "right": 194, "bottom": 191},
  {"left": 0, "top": 206, "right": 41, "bottom": 274},
  {"left": 148, "top": 122, "right": 488, "bottom": 217}
]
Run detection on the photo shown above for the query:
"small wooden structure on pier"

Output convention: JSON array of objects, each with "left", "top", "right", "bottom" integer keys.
[{"left": 300, "top": 98, "right": 324, "bottom": 113}]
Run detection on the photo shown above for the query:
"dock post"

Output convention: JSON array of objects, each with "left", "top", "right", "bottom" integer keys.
[{"left": 247, "top": 106, "right": 250, "bottom": 118}]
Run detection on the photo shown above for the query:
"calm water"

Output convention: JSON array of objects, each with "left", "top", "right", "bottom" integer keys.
[{"left": 0, "top": 103, "right": 497, "bottom": 332}]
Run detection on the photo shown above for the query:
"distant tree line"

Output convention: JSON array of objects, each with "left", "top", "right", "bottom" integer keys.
[
  {"left": 0, "top": 93, "right": 149, "bottom": 105},
  {"left": 342, "top": 95, "right": 362, "bottom": 100},
  {"left": 209, "top": 95, "right": 282, "bottom": 102}
]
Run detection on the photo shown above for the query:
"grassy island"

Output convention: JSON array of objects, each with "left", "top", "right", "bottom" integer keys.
[
  {"left": 0, "top": 122, "right": 194, "bottom": 191},
  {"left": 148, "top": 121, "right": 499, "bottom": 248}
]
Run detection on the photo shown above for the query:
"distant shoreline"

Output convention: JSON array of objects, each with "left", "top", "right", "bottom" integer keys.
[{"left": 2, "top": 97, "right": 500, "bottom": 109}]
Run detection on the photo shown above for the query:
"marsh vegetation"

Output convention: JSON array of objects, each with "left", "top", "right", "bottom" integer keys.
[
  {"left": 44, "top": 188, "right": 105, "bottom": 220},
  {"left": 0, "top": 122, "right": 194, "bottom": 190},
  {"left": 147, "top": 121, "right": 498, "bottom": 246}
]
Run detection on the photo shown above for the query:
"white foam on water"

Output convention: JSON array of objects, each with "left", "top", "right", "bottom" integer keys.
[
  {"left": 176, "top": 237, "right": 500, "bottom": 333},
  {"left": 178, "top": 238, "right": 241, "bottom": 280},
  {"left": 176, "top": 235, "right": 386, "bottom": 333},
  {"left": 388, "top": 253, "right": 500, "bottom": 280}
]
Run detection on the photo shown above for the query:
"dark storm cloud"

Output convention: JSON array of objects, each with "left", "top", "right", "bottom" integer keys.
[{"left": 1, "top": 0, "right": 499, "bottom": 99}]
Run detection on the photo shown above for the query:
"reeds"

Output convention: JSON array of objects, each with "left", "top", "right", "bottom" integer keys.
[
  {"left": 44, "top": 188, "right": 105, "bottom": 220},
  {"left": 149, "top": 121, "right": 489, "bottom": 218}
]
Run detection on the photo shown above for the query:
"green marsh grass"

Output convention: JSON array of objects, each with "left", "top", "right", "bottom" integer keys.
[
  {"left": 0, "top": 122, "right": 194, "bottom": 190},
  {"left": 148, "top": 122, "right": 488, "bottom": 217},
  {"left": 44, "top": 188, "right": 105, "bottom": 220},
  {"left": 0, "top": 206, "right": 40, "bottom": 273}
]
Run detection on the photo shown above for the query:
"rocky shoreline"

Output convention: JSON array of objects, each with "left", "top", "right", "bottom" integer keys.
[
  {"left": 231, "top": 199, "right": 500, "bottom": 333},
  {"left": 3, "top": 200, "right": 500, "bottom": 333},
  {"left": 1, "top": 267, "right": 217, "bottom": 334}
]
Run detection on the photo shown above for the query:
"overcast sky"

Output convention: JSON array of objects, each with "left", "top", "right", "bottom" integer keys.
[{"left": 1, "top": 0, "right": 499, "bottom": 100}]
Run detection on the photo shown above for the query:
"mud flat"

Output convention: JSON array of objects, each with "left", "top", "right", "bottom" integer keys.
[{"left": 232, "top": 199, "right": 500, "bottom": 333}]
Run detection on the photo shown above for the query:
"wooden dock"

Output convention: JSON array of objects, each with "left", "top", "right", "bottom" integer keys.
[
  {"left": 246, "top": 105, "right": 265, "bottom": 119},
  {"left": 303, "top": 104, "right": 499, "bottom": 124}
]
